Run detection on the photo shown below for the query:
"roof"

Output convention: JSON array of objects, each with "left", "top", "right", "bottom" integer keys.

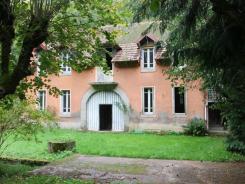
[
  {"left": 137, "top": 33, "right": 160, "bottom": 46},
  {"left": 112, "top": 43, "right": 139, "bottom": 62},
  {"left": 155, "top": 48, "right": 167, "bottom": 60},
  {"left": 112, "top": 44, "right": 166, "bottom": 63},
  {"left": 109, "top": 22, "right": 169, "bottom": 63}
]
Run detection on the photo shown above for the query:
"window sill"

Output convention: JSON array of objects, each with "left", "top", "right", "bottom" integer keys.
[
  {"left": 141, "top": 114, "right": 157, "bottom": 118},
  {"left": 60, "top": 113, "right": 71, "bottom": 118},
  {"left": 59, "top": 72, "right": 72, "bottom": 76},
  {"left": 173, "top": 113, "right": 187, "bottom": 118},
  {"left": 141, "top": 69, "right": 156, "bottom": 73}
]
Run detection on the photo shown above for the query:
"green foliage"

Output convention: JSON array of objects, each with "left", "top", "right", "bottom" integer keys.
[
  {"left": 226, "top": 137, "right": 245, "bottom": 155},
  {"left": 0, "top": 161, "right": 92, "bottom": 184},
  {"left": 0, "top": 0, "right": 124, "bottom": 98},
  {"left": 2, "top": 175, "right": 92, "bottom": 184},
  {"left": 0, "top": 95, "right": 55, "bottom": 155},
  {"left": 0, "top": 161, "right": 33, "bottom": 177},
  {"left": 131, "top": 0, "right": 245, "bottom": 154},
  {"left": 164, "top": 131, "right": 183, "bottom": 136},
  {"left": 3, "top": 129, "right": 245, "bottom": 162},
  {"left": 47, "top": 150, "right": 74, "bottom": 160},
  {"left": 184, "top": 118, "right": 207, "bottom": 136}
]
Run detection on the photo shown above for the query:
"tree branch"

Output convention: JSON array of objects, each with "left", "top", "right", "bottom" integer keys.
[
  {"left": 0, "top": 0, "right": 15, "bottom": 75},
  {"left": 2, "top": 16, "right": 50, "bottom": 97},
  {"left": 210, "top": 0, "right": 245, "bottom": 29}
]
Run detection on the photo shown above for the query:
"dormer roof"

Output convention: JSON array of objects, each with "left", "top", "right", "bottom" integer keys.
[
  {"left": 112, "top": 43, "right": 139, "bottom": 62},
  {"left": 108, "top": 22, "right": 169, "bottom": 63},
  {"left": 137, "top": 33, "right": 159, "bottom": 47}
]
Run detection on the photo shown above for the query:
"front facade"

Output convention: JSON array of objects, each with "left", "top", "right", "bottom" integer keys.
[{"left": 36, "top": 22, "right": 214, "bottom": 132}]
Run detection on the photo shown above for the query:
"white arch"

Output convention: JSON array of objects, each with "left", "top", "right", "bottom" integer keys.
[{"left": 80, "top": 87, "right": 130, "bottom": 131}]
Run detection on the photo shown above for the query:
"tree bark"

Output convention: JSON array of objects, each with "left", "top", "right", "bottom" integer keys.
[
  {"left": 1, "top": 17, "right": 50, "bottom": 98},
  {"left": 0, "top": 0, "right": 15, "bottom": 76}
]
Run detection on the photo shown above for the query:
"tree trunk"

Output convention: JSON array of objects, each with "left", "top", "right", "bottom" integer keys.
[{"left": 0, "top": 16, "right": 49, "bottom": 99}]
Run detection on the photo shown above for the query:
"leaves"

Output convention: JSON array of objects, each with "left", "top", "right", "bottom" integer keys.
[
  {"left": 150, "top": 0, "right": 160, "bottom": 12},
  {"left": 0, "top": 0, "right": 123, "bottom": 98},
  {"left": 131, "top": 0, "right": 245, "bottom": 154},
  {"left": 0, "top": 95, "right": 56, "bottom": 155}
]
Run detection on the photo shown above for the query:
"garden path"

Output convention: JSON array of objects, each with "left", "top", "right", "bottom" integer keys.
[{"left": 31, "top": 154, "right": 245, "bottom": 184}]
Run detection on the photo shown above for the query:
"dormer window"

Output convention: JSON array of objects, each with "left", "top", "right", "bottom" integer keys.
[
  {"left": 106, "top": 48, "right": 113, "bottom": 70},
  {"left": 141, "top": 47, "right": 155, "bottom": 71},
  {"left": 60, "top": 53, "right": 72, "bottom": 75},
  {"left": 137, "top": 34, "right": 158, "bottom": 72}
]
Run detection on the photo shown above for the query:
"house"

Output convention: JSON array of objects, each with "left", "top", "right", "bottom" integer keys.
[{"left": 36, "top": 22, "right": 221, "bottom": 132}]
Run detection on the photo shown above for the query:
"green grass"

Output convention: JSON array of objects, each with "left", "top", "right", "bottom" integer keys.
[
  {"left": 3, "top": 129, "right": 245, "bottom": 162},
  {"left": 0, "top": 161, "right": 92, "bottom": 184}
]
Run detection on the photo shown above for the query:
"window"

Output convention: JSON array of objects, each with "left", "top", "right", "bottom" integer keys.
[
  {"left": 38, "top": 90, "right": 46, "bottom": 110},
  {"left": 61, "top": 90, "right": 71, "bottom": 114},
  {"left": 106, "top": 48, "right": 113, "bottom": 70},
  {"left": 174, "top": 87, "right": 186, "bottom": 113},
  {"left": 142, "top": 48, "right": 154, "bottom": 70},
  {"left": 60, "top": 53, "right": 72, "bottom": 75},
  {"left": 143, "top": 87, "right": 154, "bottom": 114}
]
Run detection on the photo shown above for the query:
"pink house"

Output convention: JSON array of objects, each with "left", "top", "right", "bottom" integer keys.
[{"left": 37, "top": 22, "right": 221, "bottom": 132}]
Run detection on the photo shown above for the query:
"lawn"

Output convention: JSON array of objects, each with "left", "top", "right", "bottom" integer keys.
[
  {"left": 0, "top": 161, "right": 92, "bottom": 184},
  {"left": 2, "top": 128, "right": 245, "bottom": 162}
]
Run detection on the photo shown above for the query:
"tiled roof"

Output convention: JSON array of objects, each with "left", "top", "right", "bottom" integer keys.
[
  {"left": 112, "top": 43, "right": 166, "bottom": 63},
  {"left": 112, "top": 43, "right": 139, "bottom": 62},
  {"left": 137, "top": 33, "right": 160, "bottom": 45},
  {"left": 110, "top": 22, "right": 168, "bottom": 63},
  {"left": 155, "top": 47, "right": 167, "bottom": 60}
]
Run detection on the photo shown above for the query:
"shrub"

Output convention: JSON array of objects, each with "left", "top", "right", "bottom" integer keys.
[
  {"left": 0, "top": 95, "right": 56, "bottom": 155},
  {"left": 226, "top": 136, "right": 245, "bottom": 155},
  {"left": 184, "top": 118, "right": 207, "bottom": 136},
  {"left": 165, "top": 131, "right": 183, "bottom": 136}
]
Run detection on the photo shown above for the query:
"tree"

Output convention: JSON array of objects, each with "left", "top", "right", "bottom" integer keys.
[
  {"left": 0, "top": 0, "right": 121, "bottom": 99},
  {"left": 132, "top": 0, "right": 245, "bottom": 154}
]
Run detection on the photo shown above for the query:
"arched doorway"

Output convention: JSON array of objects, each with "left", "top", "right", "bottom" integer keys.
[{"left": 86, "top": 91, "right": 125, "bottom": 131}]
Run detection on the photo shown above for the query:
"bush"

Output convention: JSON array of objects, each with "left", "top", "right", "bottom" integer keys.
[
  {"left": 164, "top": 131, "right": 183, "bottom": 136},
  {"left": 184, "top": 118, "right": 207, "bottom": 136},
  {"left": 226, "top": 136, "right": 245, "bottom": 155},
  {"left": 0, "top": 95, "right": 56, "bottom": 156}
]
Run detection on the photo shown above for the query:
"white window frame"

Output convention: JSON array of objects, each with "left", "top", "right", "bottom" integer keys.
[
  {"left": 142, "top": 87, "right": 155, "bottom": 115},
  {"left": 60, "top": 53, "right": 72, "bottom": 76},
  {"left": 172, "top": 87, "right": 187, "bottom": 116},
  {"left": 38, "top": 90, "right": 46, "bottom": 110},
  {"left": 141, "top": 47, "right": 155, "bottom": 72},
  {"left": 60, "top": 90, "right": 71, "bottom": 117}
]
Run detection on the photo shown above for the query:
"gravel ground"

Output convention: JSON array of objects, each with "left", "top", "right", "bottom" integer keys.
[{"left": 31, "top": 154, "right": 245, "bottom": 184}]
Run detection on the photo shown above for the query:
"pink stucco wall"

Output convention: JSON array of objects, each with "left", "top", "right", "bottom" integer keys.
[
  {"left": 45, "top": 68, "right": 95, "bottom": 118},
  {"left": 113, "top": 63, "right": 205, "bottom": 129},
  {"left": 32, "top": 62, "right": 205, "bottom": 131}
]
